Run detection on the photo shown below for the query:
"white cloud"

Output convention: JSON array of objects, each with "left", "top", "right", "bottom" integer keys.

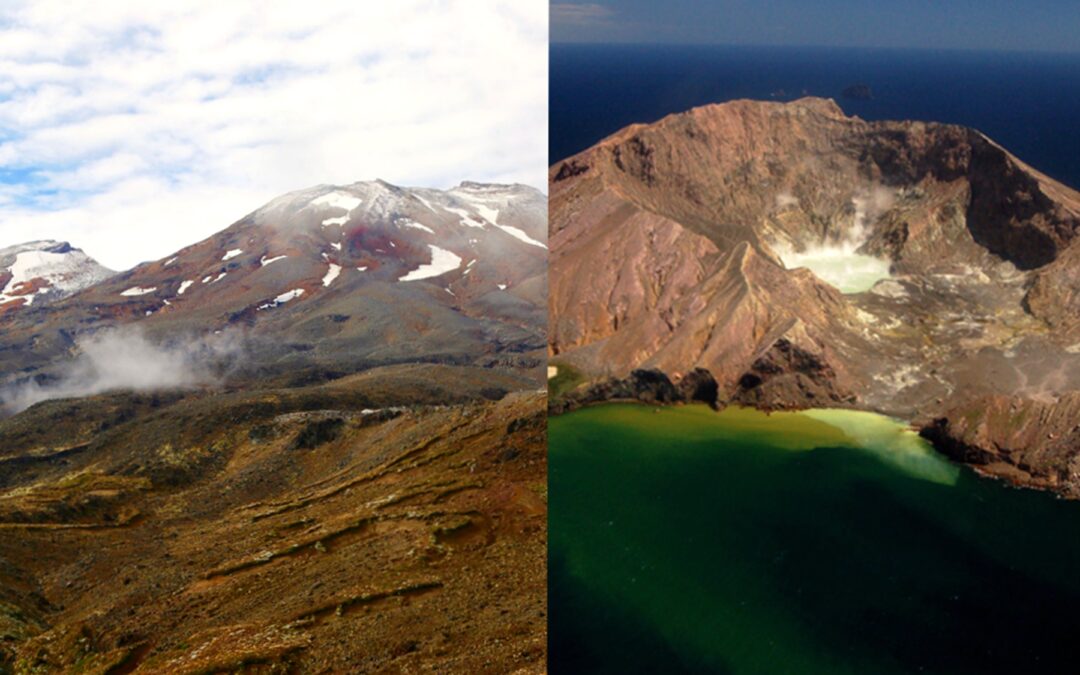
[{"left": 0, "top": 0, "right": 548, "bottom": 269}]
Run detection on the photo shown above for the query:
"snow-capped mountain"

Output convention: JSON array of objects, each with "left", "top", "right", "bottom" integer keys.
[
  {"left": 0, "top": 240, "right": 113, "bottom": 314},
  {"left": 90, "top": 179, "right": 546, "bottom": 322},
  {"left": 0, "top": 180, "right": 547, "bottom": 388}
]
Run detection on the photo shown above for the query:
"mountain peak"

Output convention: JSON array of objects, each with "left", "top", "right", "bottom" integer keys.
[
  {"left": 455, "top": 180, "right": 514, "bottom": 191},
  {"left": 0, "top": 240, "right": 113, "bottom": 313},
  {"left": 1, "top": 239, "right": 73, "bottom": 256},
  {"left": 453, "top": 180, "right": 541, "bottom": 196},
  {"left": 685, "top": 96, "right": 847, "bottom": 122},
  {"left": 0, "top": 178, "right": 547, "bottom": 386}
]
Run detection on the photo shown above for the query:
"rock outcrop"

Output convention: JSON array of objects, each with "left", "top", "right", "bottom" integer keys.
[
  {"left": 549, "top": 368, "right": 720, "bottom": 414},
  {"left": 920, "top": 393, "right": 1080, "bottom": 496}
]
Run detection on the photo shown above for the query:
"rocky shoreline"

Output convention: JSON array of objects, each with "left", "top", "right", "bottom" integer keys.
[
  {"left": 919, "top": 393, "right": 1080, "bottom": 498},
  {"left": 551, "top": 368, "right": 1080, "bottom": 499}
]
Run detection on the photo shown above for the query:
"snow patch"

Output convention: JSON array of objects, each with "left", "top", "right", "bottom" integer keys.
[
  {"left": 473, "top": 203, "right": 500, "bottom": 224},
  {"left": 446, "top": 207, "right": 486, "bottom": 229},
  {"left": 260, "top": 255, "right": 288, "bottom": 267},
  {"left": 331, "top": 242, "right": 342, "bottom": 251},
  {"left": 451, "top": 188, "right": 506, "bottom": 225},
  {"left": 322, "top": 264, "right": 342, "bottom": 287},
  {"left": 497, "top": 283, "right": 507, "bottom": 290},
  {"left": 164, "top": 257, "right": 178, "bottom": 267},
  {"left": 311, "top": 191, "right": 362, "bottom": 211},
  {"left": 178, "top": 280, "right": 194, "bottom": 295},
  {"left": 494, "top": 224, "right": 546, "bottom": 249},
  {"left": 257, "top": 288, "right": 305, "bottom": 310},
  {"left": 413, "top": 193, "right": 438, "bottom": 212},
  {"left": 397, "top": 218, "right": 435, "bottom": 234},
  {"left": 121, "top": 286, "right": 157, "bottom": 297},
  {"left": 222, "top": 249, "right": 243, "bottom": 261},
  {"left": 312, "top": 191, "right": 361, "bottom": 227},
  {"left": 399, "top": 245, "right": 462, "bottom": 281},
  {"left": 356, "top": 266, "right": 368, "bottom": 272}
]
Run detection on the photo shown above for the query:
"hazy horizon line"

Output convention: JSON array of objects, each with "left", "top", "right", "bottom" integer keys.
[{"left": 550, "top": 40, "right": 1080, "bottom": 58}]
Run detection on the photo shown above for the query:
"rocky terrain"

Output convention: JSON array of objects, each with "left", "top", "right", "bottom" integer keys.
[
  {"left": 549, "top": 97, "right": 1080, "bottom": 495},
  {"left": 0, "top": 381, "right": 547, "bottom": 673},
  {"left": 0, "top": 179, "right": 548, "bottom": 673}
]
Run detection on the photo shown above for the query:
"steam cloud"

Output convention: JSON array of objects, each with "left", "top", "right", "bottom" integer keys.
[
  {"left": 0, "top": 328, "right": 243, "bottom": 414},
  {"left": 848, "top": 186, "right": 895, "bottom": 244},
  {"left": 775, "top": 185, "right": 896, "bottom": 294}
]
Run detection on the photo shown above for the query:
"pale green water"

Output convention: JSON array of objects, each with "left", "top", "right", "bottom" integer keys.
[
  {"left": 799, "top": 408, "right": 960, "bottom": 485},
  {"left": 781, "top": 246, "right": 891, "bottom": 293},
  {"left": 550, "top": 403, "right": 1080, "bottom": 674}
]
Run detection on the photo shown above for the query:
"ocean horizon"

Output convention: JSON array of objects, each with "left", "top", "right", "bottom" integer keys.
[{"left": 551, "top": 42, "right": 1080, "bottom": 190}]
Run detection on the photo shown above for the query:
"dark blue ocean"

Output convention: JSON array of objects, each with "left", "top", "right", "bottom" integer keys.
[{"left": 550, "top": 44, "right": 1080, "bottom": 190}]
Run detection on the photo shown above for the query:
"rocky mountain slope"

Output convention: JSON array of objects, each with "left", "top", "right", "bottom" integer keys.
[
  {"left": 0, "top": 179, "right": 548, "bottom": 672},
  {"left": 549, "top": 97, "right": 1080, "bottom": 494},
  {"left": 0, "top": 241, "right": 113, "bottom": 316},
  {"left": 0, "top": 180, "right": 548, "bottom": 407}
]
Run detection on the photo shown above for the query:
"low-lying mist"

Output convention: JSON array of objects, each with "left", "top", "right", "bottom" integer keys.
[{"left": 0, "top": 328, "right": 243, "bottom": 414}]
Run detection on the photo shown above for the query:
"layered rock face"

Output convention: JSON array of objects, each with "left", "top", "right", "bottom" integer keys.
[{"left": 549, "top": 97, "right": 1080, "bottom": 494}]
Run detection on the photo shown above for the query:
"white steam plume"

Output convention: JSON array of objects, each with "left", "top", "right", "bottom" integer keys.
[
  {"left": 0, "top": 327, "right": 243, "bottom": 414},
  {"left": 776, "top": 185, "right": 895, "bottom": 294}
]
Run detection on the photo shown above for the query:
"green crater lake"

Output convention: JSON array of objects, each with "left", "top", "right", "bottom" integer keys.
[{"left": 549, "top": 403, "right": 1080, "bottom": 674}]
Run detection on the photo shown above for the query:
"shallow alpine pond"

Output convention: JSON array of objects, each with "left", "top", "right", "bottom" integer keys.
[{"left": 549, "top": 403, "right": 1080, "bottom": 674}]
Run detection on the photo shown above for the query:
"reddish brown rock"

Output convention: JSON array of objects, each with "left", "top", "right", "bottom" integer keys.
[{"left": 921, "top": 393, "right": 1080, "bottom": 496}]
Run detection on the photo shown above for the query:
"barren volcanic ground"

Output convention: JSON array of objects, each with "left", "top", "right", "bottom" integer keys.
[
  {"left": 0, "top": 374, "right": 547, "bottom": 673},
  {"left": 549, "top": 97, "right": 1080, "bottom": 495}
]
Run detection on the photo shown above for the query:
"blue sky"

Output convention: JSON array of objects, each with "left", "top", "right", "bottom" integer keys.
[
  {"left": 0, "top": 1, "right": 548, "bottom": 269},
  {"left": 552, "top": 1, "right": 1080, "bottom": 53}
]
